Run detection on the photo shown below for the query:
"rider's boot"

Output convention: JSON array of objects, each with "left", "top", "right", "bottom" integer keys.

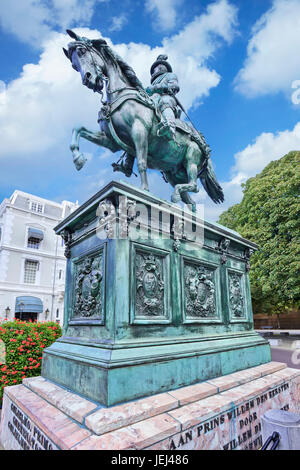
[
  {"left": 157, "top": 109, "right": 177, "bottom": 141},
  {"left": 112, "top": 153, "right": 134, "bottom": 177}
]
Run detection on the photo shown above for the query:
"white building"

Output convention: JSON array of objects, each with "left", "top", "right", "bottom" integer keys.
[{"left": 0, "top": 190, "right": 78, "bottom": 323}]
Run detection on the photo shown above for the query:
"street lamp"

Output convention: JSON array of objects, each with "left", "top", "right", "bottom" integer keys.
[
  {"left": 45, "top": 308, "right": 50, "bottom": 319},
  {"left": 5, "top": 306, "right": 10, "bottom": 318}
]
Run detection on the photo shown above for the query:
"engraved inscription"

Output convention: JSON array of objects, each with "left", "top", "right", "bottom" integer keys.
[
  {"left": 167, "top": 382, "right": 291, "bottom": 451},
  {"left": 2, "top": 400, "right": 58, "bottom": 450},
  {"left": 184, "top": 263, "right": 216, "bottom": 318},
  {"left": 73, "top": 252, "right": 103, "bottom": 319}
]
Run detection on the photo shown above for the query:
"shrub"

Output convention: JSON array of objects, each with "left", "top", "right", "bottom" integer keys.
[{"left": 0, "top": 319, "right": 62, "bottom": 406}]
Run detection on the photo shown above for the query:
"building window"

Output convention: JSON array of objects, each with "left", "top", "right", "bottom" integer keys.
[
  {"left": 56, "top": 308, "right": 59, "bottom": 319},
  {"left": 58, "top": 269, "right": 63, "bottom": 280},
  {"left": 27, "top": 228, "right": 44, "bottom": 249},
  {"left": 27, "top": 237, "right": 41, "bottom": 249},
  {"left": 24, "top": 260, "right": 39, "bottom": 284},
  {"left": 31, "top": 201, "right": 43, "bottom": 213}
]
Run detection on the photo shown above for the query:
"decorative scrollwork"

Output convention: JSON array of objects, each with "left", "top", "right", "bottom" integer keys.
[
  {"left": 172, "top": 216, "right": 186, "bottom": 252},
  {"left": 119, "top": 197, "right": 136, "bottom": 238},
  {"left": 229, "top": 272, "right": 244, "bottom": 318},
  {"left": 96, "top": 198, "right": 116, "bottom": 238},
  {"left": 217, "top": 237, "right": 230, "bottom": 264},
  {"left": 62, "top": 230, "right": 72, "bottom": 259},
  {"left": 244, "top": 247, "right": 254, "bottom": 272}
]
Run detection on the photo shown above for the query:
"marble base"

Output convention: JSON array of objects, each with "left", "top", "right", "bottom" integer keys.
[{"left": 1, "top": 362, "right": 299, "bottom": 450}]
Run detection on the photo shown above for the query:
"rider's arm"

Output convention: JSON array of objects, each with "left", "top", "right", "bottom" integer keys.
[
  {"left": 165, "top": 73, "right": 180, "bottom": 95},
  {"left": 146, "top": 73, "right": 180, "bottom": 96},
  {"left": 146, "top": 83, "right": 168, "bottom": 96}
]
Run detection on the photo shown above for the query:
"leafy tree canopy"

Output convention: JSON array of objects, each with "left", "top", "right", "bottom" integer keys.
[{"left": 218, "top": 151, "right": 300, "bottom": 315}]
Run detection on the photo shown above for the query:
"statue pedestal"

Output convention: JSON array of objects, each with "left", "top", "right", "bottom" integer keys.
[
  {"left": 1, "top": 181, "right": 299, "bottom": 451},
  {"left": 40, "top": 180, "right": 270, "bottom": 406}
]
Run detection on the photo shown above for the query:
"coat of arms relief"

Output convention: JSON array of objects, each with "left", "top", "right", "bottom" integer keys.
[
  {"left": 135, "top": 252, "right": 165, "bottom": 318},
  {"left": 73, "top": 253, "right": 103, "bottom": 319},
  {"left": 184, "top": 263, "right": 216, "bottom": 318}
]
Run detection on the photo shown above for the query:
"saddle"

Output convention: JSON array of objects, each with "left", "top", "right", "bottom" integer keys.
[{"left": 98, "top": 89, "right": 210, "bottom": 157}]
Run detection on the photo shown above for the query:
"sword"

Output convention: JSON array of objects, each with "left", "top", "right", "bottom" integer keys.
[
  {"left": 169, "top": 91, "right": 210, "bottom": 177},
  {"left": 170, "top": 92, "right": 209, "bottom": 152}
]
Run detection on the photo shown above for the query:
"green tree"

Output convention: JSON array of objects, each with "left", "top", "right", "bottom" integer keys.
[{"left": 218, "top": 151, "right": 300, "bottom": 326}]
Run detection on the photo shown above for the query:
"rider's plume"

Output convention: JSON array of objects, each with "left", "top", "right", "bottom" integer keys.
[{"left": 157, "top": 54, "right": 168, "bottom": 61}]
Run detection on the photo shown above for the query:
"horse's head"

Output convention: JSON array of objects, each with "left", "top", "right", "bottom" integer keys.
[{"left": 63, "top": 30, "right": 107, "bottom": 93}]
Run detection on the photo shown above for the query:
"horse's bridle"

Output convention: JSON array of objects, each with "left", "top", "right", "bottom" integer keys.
[{"left": 71, "top": 40, "right": 138, "bottom": 102}]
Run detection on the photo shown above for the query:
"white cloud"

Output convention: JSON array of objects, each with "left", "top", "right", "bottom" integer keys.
[
  {"left": 115, "top": 0, "right": 238, "bottom": 108},
  {"left": 145, "top": 0, "right": 183, "bottom": 31},
  {"left": 0, "top": 30, "right": 102, "bottom": 158},
  {"left": 202, "top": 122, "right": 300, "bottom": 221},
  {"left": 109, "top": 14, "right": 128, "bottom": 32},
  {"left": 232, "top": 122, "right": 300, "bottom": 177},
  {"left": 164, "top": 0, "right": 238, "bottom": 55},
  {"left": 235, "top": 0, "right": 300, "bottom": 97},
  {"left": 0, "top": 0, "right": 105, "bottom": 47}
]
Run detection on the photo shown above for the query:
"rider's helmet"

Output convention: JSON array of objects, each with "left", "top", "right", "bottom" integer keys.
[{"left": 150, "top": 55, "right": 172, "bottom": 83}]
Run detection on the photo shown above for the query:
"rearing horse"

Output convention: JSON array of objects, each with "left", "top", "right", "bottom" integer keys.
[{"left": 63, "top": 30, "right": 224, "bottom": 211}]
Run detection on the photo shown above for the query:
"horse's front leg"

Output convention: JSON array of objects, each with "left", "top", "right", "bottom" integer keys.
[
  {"left": 131, "top": 121, "right": 149, "bottom": 191},
  {"left": 70, "top": 127, "right": 88, "bottom": 170},
  {"left": 70, "top": 126, "right": 118, "bottom": 171}
]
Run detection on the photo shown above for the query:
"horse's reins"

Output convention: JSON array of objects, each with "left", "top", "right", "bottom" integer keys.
[{"left": 77, "top": 42, "right": 139, "bottom": 102}]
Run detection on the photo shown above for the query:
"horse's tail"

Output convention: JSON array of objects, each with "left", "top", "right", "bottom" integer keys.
[{"left": 198, "top": 158, "right": 224, "bottom": 204}]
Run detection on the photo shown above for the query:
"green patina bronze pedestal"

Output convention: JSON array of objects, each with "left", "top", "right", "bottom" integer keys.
[{"left": 42, "top": 181, "right": 271, "bottom": 406}]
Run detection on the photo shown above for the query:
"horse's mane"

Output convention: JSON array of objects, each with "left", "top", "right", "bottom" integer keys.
[
  {"left": 93, "top": 42, "right": 144, "bottom": 90},
  {"left": 67, "top": 35, "right": 144, "bottom": 90}
]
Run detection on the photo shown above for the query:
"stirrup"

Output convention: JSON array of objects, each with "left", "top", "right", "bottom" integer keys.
[
  {"left": 112, "top": 162, "right": 132, "bottom": 177},
  {"left": 112, "top": 162, "right": 133, "bottom": 178}
]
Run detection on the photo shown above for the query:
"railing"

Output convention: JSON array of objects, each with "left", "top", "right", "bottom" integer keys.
[{"left": 261, "top": 432, "right": 280, "bottom": 450}]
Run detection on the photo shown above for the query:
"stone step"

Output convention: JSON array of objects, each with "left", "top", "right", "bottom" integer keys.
[
  {"left": 23, "top": 361, "right": 286, "bottom": 436},
  {"left": 2, "top": 361, "right": 299, "bottom": 450},
  {"left": 0, "top": 384, "right": 91, "bottom": 450}
]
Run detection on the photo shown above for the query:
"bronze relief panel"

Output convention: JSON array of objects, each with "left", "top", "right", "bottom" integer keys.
[
  {"left": 131, "top": 243, "right": 171, "bottom": 324},
  {"left": 70, "top": 248, "right": 105, "bottom": 325},
  {"left": 182, "top": 256, "right": 222, "bottom": 323}
]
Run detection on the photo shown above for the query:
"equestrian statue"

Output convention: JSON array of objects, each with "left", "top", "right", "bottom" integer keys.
[{"left": 63, "top": 30, "right": 224, "bottom": 211}]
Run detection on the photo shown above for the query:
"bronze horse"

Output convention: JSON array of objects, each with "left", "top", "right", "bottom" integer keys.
[{"left": 63, "top": 30, "right": 224, "bottom": 211}]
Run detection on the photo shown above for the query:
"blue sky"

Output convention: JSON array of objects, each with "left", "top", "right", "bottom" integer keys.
[{"left": 0, "top": 0, "right": 300, "bottom": 221}]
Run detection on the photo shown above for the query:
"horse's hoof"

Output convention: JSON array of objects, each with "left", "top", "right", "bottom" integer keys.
[
  {"left": 171, "top": 193, "right": 180, "bottom": 203},
  {"left": 74, "top": 153, "right": 87, "bottom": 171}
]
